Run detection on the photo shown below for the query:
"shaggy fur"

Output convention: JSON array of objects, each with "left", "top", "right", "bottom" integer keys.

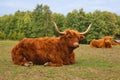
[
  {"left": 11, "top": 29, "right": 85, "bottom": 66},
  {"left": 90, "top": 36, "right": 113, "bottom": 48}
]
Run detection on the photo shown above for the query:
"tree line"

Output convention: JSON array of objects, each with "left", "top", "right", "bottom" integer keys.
[{"left": 0, "top": 4, "right": 120, "bottom": 43}]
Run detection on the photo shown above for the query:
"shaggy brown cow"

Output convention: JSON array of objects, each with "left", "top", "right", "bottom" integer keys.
[
  {"left": 11, "top": 22, "right": 92, "bottom": 67},
  {"left": 90, "top": 36, "right": 113, "bottom": 48}
]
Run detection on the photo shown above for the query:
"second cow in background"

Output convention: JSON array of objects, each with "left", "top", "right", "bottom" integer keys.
[{"left": 90, "top": 36, "right": 113, "bottom": 48}]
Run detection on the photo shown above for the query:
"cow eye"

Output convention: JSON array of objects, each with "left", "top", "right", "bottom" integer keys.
[{"left": 68, "top": 36, "right": 72, "bottom": 39}]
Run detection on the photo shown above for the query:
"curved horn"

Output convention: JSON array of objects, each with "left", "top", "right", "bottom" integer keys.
[
  {"left": 80, "top": 23, "right": 92, "bottom": 35},
  {"left": 52, "top": 21, "right": 65, "bottom": 35}
]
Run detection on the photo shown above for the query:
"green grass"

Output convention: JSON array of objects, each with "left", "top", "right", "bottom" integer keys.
[{"left": 0, "top": 40, "right": 120, "bottom": 80}]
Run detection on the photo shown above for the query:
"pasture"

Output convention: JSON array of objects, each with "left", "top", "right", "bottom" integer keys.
[{"left": 0, "top": 40, "right": 120, "bottom": 80}]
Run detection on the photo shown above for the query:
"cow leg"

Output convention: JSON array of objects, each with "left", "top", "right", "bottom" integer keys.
[
  {"left": 44, "top": 62, "right": 63, "bottom": 67},
  {"left": 24, "top": 61, "right": 33, "bottom": 67},
  {"left": 44, "top": 55, "right": 63, "bottom": 67},
  {"left": 12, "top": 48, "right": 33, "bottom": 67},
  {"left": 69, "top": 53, "right": 75, "bottom": 64},
  {"left": 13, "top": 54, "right": 33, "bottom": 66},
  {"left": 63, "top": 53, "right": 75, "bottom": 65}
]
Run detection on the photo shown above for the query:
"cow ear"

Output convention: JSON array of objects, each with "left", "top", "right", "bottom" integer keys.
[{"left": 79, "top": 35, "right": 85, "bottom": 40}]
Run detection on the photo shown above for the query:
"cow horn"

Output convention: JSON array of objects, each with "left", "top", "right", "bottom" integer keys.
[
  {"left": 52, "top": 21, "right": 65, "bottom": 35},
  {"left": 80, "top": 23, "right": 92, "bottom": 35}
]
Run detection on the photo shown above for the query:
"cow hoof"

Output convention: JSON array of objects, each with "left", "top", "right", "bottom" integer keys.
[
  {"left": 44, "top": 62, "right": 49, "bottom": 66},
  {"left": 28, "top": 61, "right": 33, "bottom": 66},
  {"left": 24, "top": 63, "right": 30, "bottom": 67},
  {"left": 24, "top": 61, "right": 33, "bottom": 67}
]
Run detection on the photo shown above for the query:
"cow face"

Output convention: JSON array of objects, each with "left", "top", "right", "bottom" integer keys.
[
  {"left": 63, "top": 30, "right": 85, "bottom": 48},
  {"left": 104, "top": 36, "right": 113, "bottom": 48},
  {"left": 104, "top": 36, "right": 113, "bottom": 44}
]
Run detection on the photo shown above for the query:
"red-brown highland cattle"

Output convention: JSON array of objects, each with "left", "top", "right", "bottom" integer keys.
[
  {"left": 11, "top": 22, "right": 92, "bottom": 67},
  {"left": 90, "top": 36, "right": 113, "bottom": 48}
]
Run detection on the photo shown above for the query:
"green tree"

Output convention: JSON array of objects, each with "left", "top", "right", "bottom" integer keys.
[
  {"left": 0, "top": 4, "right": 120, "bottom": 42},
  {"left": 52, "top": 13, "right": 65, "bottom": 36},
  {"left": 0, "top": 31, "right": 5, "bottom": 40},
  {"left": 23, "top": 11, "right": 32, "bottom": 37},
  {"left": 17, "top": 32, "right": 25, "bottom": 40},
  {"left": 31, "top": 4, "right": 53, "bottom": 37},
  {"left": 43, "top": 5, "right": 53, "bottom": 36},
  {"left": 66, "top": 9, "right": 79, "bottom": 30},
  {"left": 8, "top": 31, "right": 12, "bottom": 40}
]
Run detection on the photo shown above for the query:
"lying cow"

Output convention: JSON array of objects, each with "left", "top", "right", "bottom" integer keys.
[
  {"left": 11, "top": 22, "right": 92, "bottom": 67},
  {"left": 90, "top": 36, "right": 113, "bottom": 48}
]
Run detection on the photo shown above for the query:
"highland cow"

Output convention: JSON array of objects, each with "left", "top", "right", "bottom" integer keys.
[{"left": 11, "top": 22, "right": 92, "bottom": 66}]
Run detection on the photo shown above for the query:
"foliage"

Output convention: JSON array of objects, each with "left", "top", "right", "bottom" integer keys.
[
  {"left": 0, "top": 31, "right": 5, "bottom": 40},
  {"left": 0, "top": 4, "right": 120, "bottom": 43}
]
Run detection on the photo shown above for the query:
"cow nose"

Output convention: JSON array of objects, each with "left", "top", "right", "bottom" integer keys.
[{"left": 73, "top": 42, "right": 79, "bottom": 47}]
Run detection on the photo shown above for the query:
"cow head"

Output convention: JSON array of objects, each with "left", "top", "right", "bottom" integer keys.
[
  {"left": 52, "top": 22, "right": 92, "bottom": 48},
  {"left": 104, "top": 36, "right": 113, "bottom": 43}
]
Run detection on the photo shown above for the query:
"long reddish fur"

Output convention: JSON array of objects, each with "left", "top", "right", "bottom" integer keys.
[
  {"left": 90, "top": 36, "right": 113, "bottom": 48},
  {"left": 11, "top": 29, "right": 84, "bottom": 66}
]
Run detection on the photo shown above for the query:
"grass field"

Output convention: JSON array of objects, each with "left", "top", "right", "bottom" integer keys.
[{"left": 0, "top": 40, "right": 120, "bottom": 80}]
